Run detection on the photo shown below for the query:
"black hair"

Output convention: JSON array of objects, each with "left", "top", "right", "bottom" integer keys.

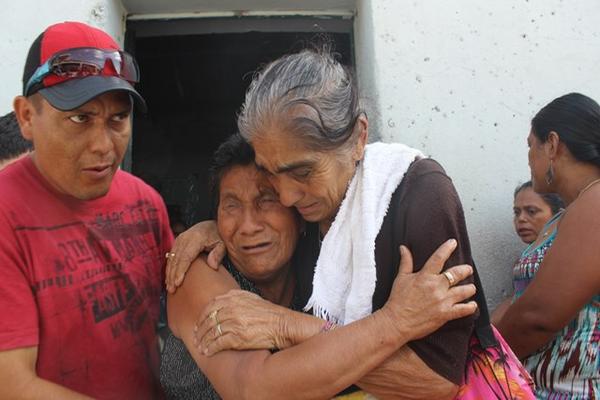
[
  {"left": 208, "top": 133, "right": 255, "bottom": 218},
  {"left": 531, "top": 93, "right": 600, "bottom": 168},
  {"left": 514, "top": 181, "right": 564, "bottom": 215},
  {"left": 0, "top": 111, "right": 32, "bottom": 162}
]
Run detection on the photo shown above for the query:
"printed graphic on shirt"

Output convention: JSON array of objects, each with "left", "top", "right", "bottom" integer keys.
[{"left": 17, "top": 199, "right": 163, "bottom": 338}]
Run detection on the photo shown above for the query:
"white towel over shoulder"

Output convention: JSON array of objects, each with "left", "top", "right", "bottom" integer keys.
[{"left": 303, "top": 142, "right": 424, "bottom": 325}]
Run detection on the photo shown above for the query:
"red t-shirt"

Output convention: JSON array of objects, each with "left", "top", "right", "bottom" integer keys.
[{"left": 0, "top": 156, "right": 174, "bottom": 399}]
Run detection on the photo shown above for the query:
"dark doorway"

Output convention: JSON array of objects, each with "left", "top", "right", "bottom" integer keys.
[{"left": 127, "top": 18, "right": 353, "bottom": 227}]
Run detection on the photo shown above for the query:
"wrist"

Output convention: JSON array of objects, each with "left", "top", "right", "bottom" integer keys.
[
  {"left": 373, "top": 306, "right": 412, "bottom": 347},
  {"left": 273, "top": 307, "right": 298, "bottom": 349},
  {"left": 275, "top": 310, "right": 323, "bottom": 349}
]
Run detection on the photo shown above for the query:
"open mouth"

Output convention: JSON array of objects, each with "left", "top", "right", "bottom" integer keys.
[
  {"left": 241, "top": 242, "right": 272, "bottom": 253},
  {"left": 83, "top": 164, "right": 112, "bottom": 179}
]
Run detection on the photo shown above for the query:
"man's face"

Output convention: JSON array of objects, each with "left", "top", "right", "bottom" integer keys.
[{"left": 20, "top": 91, "right": 132, "bottom": 200}]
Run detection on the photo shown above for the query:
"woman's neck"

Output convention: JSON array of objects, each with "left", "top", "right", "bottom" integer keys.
[
  {"left": 255, "top": 265, "right": 296, "bottom": 307},
  {"left": 553, "top": 163, "right": 600, "bottom": 206},
  {"left": 319, "top": 216, "right": 335, "bottom": 236}
]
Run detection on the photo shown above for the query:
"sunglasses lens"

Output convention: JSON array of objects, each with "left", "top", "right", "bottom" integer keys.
[
  {"left": 55, "top": 62, "right": 102, "bottom": 77},
  {"left": 52, "top": 49, "right": 138, "bottom": 81},
  {"left": 25, "top": 48, "right": 140, "bottom": 95}
]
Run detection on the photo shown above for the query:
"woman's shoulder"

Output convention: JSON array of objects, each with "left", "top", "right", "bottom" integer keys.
[
  {"left": 559, "top": 186, "right": 600, "bottom": 233},
  {"left": 405, "top": 157, "right": 449, "bottom": 180},
  {"left": 393, "top": 157, "right": 456, "bottom": 204}
]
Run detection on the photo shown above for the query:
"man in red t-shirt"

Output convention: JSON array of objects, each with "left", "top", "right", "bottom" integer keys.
[{"left": 0, "top": 22, "right": 173, "bottom": 399}]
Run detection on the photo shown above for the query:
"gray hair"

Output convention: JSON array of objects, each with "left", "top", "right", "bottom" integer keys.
[{"left": 237, "top": 48, "right": 362, "bottom": 151}]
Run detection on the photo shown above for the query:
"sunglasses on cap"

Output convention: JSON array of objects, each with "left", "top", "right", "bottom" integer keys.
[{"left": 25, "top": 47, "right": 140, "bottom": 96}]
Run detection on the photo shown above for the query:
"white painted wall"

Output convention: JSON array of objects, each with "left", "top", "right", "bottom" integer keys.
[
  {"left": 0, "top": 0, "right": 127, "bottom": 113},
  {"left": 354, "top": 0, "right": 600, "bottom": 308}
]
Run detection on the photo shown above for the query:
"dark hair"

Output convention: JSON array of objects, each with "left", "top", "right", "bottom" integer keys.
[
  {"left": 0, "top": 111, "right": 32, "bottom": 162},
  {"left": 238, "top": 47, "right": 362, "bottom": 152},
  {"left": 531, "top": 93, "right": 600, "bottom": 168},
  {"left": 514, "top": 181, "right": 564, "bottom": 215},
  {"left": 208, "top": 133, "right": 255, "bottom": 218}
]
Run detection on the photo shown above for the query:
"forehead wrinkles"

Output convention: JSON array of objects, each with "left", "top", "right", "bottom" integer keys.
[
  {"left": 252, "top": 130, "right": 323, "bottom": 171},
  {"left": 220, "top": 166, "right": 262, "bottom": 198}
]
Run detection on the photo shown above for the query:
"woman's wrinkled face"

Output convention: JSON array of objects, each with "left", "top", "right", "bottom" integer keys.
[
  {"left": 513, "top": 187, "right": 554, "bottom": 244},
  {"left": 251, "top": 130, "right": 358, "bottom": 224},
  {"left": 217, "top": 164, "right": 300, "bottom": 283}
]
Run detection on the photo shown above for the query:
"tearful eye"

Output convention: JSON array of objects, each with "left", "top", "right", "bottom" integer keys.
[
  {"left": 69, "top": 114, "right": 88, "bottom": 123},
  {"left": 259, "top": 195, "right": 278, "bottom": 208}
]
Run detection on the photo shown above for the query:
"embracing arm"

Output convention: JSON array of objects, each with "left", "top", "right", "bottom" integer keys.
[
  {"left": 170, "top": 244, "right": 475, "bottom": 400},
  {"left": 189, "top": 161, "right": 478, "bottom": 399},
  {"left": 165, "top": 220, "right": 224, "bottom": 293},
  {"left": 353, "top": 160, "right": 478, "bottom": 399},
  {"left": 195, "top": 291, "right": 459, "bottom": 400},
  {"left": 0, "top": 347, "right": 92, "bottom": 400},
  {"left": 496, "top": 195, "right": 600, "bottom": 358}
]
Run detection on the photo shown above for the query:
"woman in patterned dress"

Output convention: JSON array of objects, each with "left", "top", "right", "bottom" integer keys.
[{"left": 496, "top": 93, "right": 600, "bottom": 399}]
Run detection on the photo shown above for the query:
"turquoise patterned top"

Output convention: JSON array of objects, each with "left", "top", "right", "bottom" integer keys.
[{"left": 512, "top": 212, "right": 599, "bottom": 399}]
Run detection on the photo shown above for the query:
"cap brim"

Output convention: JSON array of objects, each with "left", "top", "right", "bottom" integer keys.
[{"left": 39, "top": 76, "right": 147, "bottom": 112}]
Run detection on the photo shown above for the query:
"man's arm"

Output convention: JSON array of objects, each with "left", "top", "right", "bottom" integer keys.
[{"left": 0, "top": 347, "right": 92, "bottom": 400}]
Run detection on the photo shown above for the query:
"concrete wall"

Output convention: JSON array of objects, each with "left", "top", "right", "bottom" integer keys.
[
  {"left": 354, "top": 0, "right": 600, "bottom": 307},
  {"left": 0, "top": 0, "right": 126, "bottom": 113}
]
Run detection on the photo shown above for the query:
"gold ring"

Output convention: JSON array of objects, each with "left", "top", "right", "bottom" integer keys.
[
  {"left": 209, "top": 309, "right": 219, "bottom": 324},
  {"left": 165, "top": 252, "right": 176, "bottom": 259},
  {"left": 443, "top": 271, "right": 456, "bottom": 287},
  {"left": 216, "top": 323, "right": 223, "bottom": 336}
]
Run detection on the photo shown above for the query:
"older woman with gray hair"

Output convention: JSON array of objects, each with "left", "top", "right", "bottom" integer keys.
[{"left": 167, "top": 48, "right": 483, "bottom": 399}]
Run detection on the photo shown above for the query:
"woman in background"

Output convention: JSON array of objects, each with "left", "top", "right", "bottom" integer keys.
[
  {"left": 491, "top": 181, "right": 563, "bottom": 323},
  {"left": 512, "top": 181, "right": 563, "bottom": 244},
  {"left": 496, "top": 93, "right": 600, "bottom": 399}
]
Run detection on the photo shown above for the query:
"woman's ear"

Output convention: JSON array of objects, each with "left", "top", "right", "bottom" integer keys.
[
  {"left": 545, "top": 131, "right": 560, "bottom": 159},
  {"left": 352, "top": 115, "right": 369, "bottom": 162}
]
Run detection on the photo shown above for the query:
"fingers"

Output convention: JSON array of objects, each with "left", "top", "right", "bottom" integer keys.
[
  {"left": 165, "top": 231, "right": 198, "bottom": 293},
  {"left": 442, "top": 264, "right": 473, "bottom": 287},
  {"left": 193, "top": 291, "right": 244, "bottom": 350},
  {"left": 448, "top": 283, "right": 477, "bottom": 303},
  {"left": 421, "top": 239, "right": 457, "bottom": 274},
  {"left": 207, "top": 241, "right": 226, "bottom": 270},
  {"left": 447, "top": 301, "right": 478, "bottom": 321},
  {"left": 199, "top": 330, "right": 238, "bottom": 356},
  {"left": 164, "top": 220, "right": 224, "bottom": 292},
  {"left": 398, "top": 245, "right": 414, "bottom": 275}
]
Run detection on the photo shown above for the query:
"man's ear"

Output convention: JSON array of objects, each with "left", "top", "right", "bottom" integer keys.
[
  {"left": 352, "top": 114, "right": 369, "bottom": 162},
  {"left": 13, "top": 95, "right": 36, "bottom": 141}
]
